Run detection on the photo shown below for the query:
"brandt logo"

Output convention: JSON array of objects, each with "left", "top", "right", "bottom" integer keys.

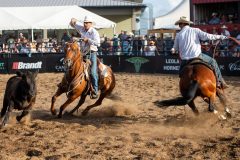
[
  {"left": 12, "top": 61, "right": 42, "bottom": 69},
  {"left": 229, "top": 60, "right": 240, "bottom": 71},
  {"left": 126, "top": 57, "right": 149, "bottom": 72}
]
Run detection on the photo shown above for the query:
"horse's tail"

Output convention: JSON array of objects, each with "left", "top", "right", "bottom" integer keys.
[
  {"left": 106, "top": 72, "right": 122, "bottom": 101},
  {"left": 154, "top": 80, "right": 199, "bottom": 107}
]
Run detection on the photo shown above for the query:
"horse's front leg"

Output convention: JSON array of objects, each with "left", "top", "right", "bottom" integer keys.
[
  {"left": 16, "top": 100, "right": 34, "bottom": 122},
  {"left": 58, "top": 94, "right": 79, "bottom": 118},
  {"left": 16, "top": 110, "right": 29, "bottom": 122},
  {"left": 0, "top": 101, "right": 14, "bottom": 128},
  {"left": 69, "top": 94, "right": 87, "bottom": 115},
  {"left": 51, "top": 88, "right": 64, "bottom": 115}
]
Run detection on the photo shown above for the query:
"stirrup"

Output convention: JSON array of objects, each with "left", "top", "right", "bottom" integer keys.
[{"left": 90, "top": 91, "right": 98, "bottom": 99}]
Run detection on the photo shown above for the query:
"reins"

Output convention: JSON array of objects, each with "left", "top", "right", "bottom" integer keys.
[{"left": 64, "top": 45, "right": 86, "bottom": 97}]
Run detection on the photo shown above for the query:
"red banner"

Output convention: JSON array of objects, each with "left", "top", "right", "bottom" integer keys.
[{"left": 192, "top": 0, "right": 240, "bottom": 4}]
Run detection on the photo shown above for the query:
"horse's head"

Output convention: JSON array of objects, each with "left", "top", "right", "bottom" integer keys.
[{"left": 64, "top": 42, "right": 81, "bottom": 69}]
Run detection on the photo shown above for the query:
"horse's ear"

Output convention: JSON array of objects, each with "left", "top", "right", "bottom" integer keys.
[
  {"left": 22, "top": 74, "right": 27, "bottom": 80},
  {"left": 16, "top": 71, "right": 23, "bottom": 77},
  {"left": 33, "top": 70, "right": 38, "bottom": 79}
]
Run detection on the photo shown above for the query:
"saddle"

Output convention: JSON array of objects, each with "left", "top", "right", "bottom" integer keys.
[
  {"left": 83, "top": 58, "right": 109, "bottom": 98},
  {"left": 179, "top": 58, "right": 215, "bottom": 77}
]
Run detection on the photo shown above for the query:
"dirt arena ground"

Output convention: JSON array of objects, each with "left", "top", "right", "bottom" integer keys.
[{"left": 0, "top": 73, "right": 239, "bottom": 160}]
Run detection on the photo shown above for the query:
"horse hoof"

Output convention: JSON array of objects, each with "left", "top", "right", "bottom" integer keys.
[
  {"left": 51, "top": 109, "right": 57, "bottom": 116},
  {"left": 82, "top": 111, "right": 88, "bottom": 116},
  {"left": 225, "top": 112, "right": 232, "bottom": 118},
  {"left": 57, "top": 114, "right": 62, "bottom": 119},
  {"left": 219, "top": 114, "right": 227, "bottom": 120},
  {"left": 16, "top": 116, "right": 21, "bottom": 122}
]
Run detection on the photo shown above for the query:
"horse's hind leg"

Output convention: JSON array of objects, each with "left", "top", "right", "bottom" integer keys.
[
  {"left": 188, "top": 100, "right": 199, "bottom": 116},
  {"left": 51, "top": 88, "right": 64, "bottom": 115},
  {"left": 216, "top": 88, "right": 231, "bottom": 118},
  {"left": 16, "top": 110, "right": 29, "bottom": 122},
  {"left": 209, "top": 99, "right": 215, "bottom": 112},
  {"left": 82, "top": 91, "right": 107, "bottom": 116},
  {"left": 68, "top": 94, "right": 87, "bottom": 115}
]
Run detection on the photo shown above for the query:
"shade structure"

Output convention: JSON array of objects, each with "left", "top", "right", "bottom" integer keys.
[
  {"left": 0, "top": 6, "right": 116, "bottom": 30},
  {"left": 154, "top": 0, "right": 190, "bottom": 30},
  {"left": 0, "top": 8, "right": 31, "bottom": 30},
  {"left": 34, "top": 6, "right": 116, "bottom": 29}
]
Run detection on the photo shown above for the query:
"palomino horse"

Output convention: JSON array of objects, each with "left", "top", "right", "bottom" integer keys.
[
  {"left": 50, "top": 42, "right": 115, "bottom": 118},
  {"left": 154, "top": 60, "right": 231, "bottom": 119}
]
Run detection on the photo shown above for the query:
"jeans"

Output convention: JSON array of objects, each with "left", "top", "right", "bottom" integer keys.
[
  {"left": 180, "top": 53, "right": 223, "bottom": 82},
  {"left": 89, "top": 51, "right": 98, "bottom": 93}
]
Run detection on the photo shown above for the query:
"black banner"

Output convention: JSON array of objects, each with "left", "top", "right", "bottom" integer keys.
[
  {"left": 0, "top": 58, "right": 8, "bottom": 74},
  {"left": 0, "top": 53, "right": 239, "bottom": 76},
  {"left": 7, "top": 57, "right": 46, "bottom": 74}
]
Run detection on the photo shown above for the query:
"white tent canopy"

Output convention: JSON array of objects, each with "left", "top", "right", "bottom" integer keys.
[
  {"left": 153, "top": 0, "right": 190, "bottom": 29},
  {"left": 0, "top": 6, "right": 116, "bottom": 30}
]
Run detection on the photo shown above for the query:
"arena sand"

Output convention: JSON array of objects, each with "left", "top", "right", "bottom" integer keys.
[{"left": 0, "top": 73, "right": 239, "bottom": 159}]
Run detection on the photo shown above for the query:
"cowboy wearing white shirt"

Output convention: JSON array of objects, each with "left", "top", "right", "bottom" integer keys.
[
  {"left": 70, "top": 16, "right": 100, "bottom": 99},
  {"left": 171, "top": 16, "right": 228, "bottom": 89}
]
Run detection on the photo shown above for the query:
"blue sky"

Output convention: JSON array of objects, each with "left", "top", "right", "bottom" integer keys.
[{"left": 143, "top": 0, "right": 183, "bottom": 17}]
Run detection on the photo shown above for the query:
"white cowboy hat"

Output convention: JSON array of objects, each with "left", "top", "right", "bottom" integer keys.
[
  {"left": 175, "top": 16, "right": 193, "bottom": 25},
  {"left": 212, "top": 12, "right": 217, "bottom": 16},
  {"left": 83, "top": 16, "right": 93, "bottom": 23},
  {"left": 221, "top": 25, "right": 228, "bottom": 29}
]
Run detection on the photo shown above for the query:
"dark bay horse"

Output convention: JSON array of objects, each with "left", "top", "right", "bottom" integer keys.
[
  {"left": 154, "top": 60, "right": 231, "bottom": 119},
  {"left": 50, "top": 42, "right": 115, "bottom": 118}
]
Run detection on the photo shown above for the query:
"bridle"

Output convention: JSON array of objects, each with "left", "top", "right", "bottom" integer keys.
[{"left": 63, "top": 43, "right": 80, "bottom": 70}]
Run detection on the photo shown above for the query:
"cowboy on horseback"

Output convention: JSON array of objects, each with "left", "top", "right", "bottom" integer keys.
[
  {"left": 70, "top": 16, "right": 100, "bottom": 99},
  {"left": 171, "top": 16, "right": 229, "bottom": 89}
]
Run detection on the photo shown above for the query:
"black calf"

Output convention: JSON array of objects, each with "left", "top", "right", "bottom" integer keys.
[{"left": 0, "top": 71, "right": 38, "bottom": 128}]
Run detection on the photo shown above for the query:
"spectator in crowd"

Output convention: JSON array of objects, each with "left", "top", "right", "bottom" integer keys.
[
  {"left": 101, "top": 37, "right": 111, "bottom": 55},
  {"left": 220, "top": 25, "right": 230, "bottom": 50},
  {"left": 233, "top": 33, "right": 240, "bottom": 57},
  {"left": 122, "top": 36, "right": 131, "bottom": 55},
  {"left": 210, "top": 26, "right": 219, "bottom": 46},
  {"left": 228, "top": 14, "right": 234, "bottom": 23},
  {"left": 7, "top": 34, "right": 15, "bottom": 54},
  {"left": 61, "top": 31, "right": 71, "bottom": 43},
  {"left": 209, "top": 12, "right": 220, "bottom": 24},
  {"left": 145, "top": 40, "right": 159, "bottom": 56},
  {"left": 18, "top": 32, "right": 26, "bottom": 43},
  {"left": 230, "top": 25, "right": 239, "bottom": 38},
  {"left": 132, "top": 36, "right": 142, "bottom": 56},
  {"left": 20, "top": 39, "right": 31, "bottom": 57},
  {"left": 0, "top": 34, "right": 4, "bottom": 51},
  {"left": 36, "top": 35, "right": 43, "bottom": 51},
  {"left": 30, "top": 41, "right": 37, "bottom": 53},
  {"left": 119, "top": 30, "right": 128, "bottom": 52},
  {"left": 171, "top": 16, "right": 229, "bottom": 88},
  {"left": 233, "top": 13, "right": 239, "bottom": 23},
  {"left": 220, "top": 14, "right": 228, "bottom": 24},
  {"left": 112, "top": 34, "right": 120, "bottom": 55},
  {"left": 200, "top": 16, "right": 209, "bottom": 25}
]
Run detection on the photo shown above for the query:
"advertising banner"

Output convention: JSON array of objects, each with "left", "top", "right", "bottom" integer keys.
[
  {"left": 0, "top": 59, "right": 8, "bottom": 74},
  {"left": 7, "top": 57, "right": 46, "bottom": 74},
  {"left": 1, "top": 54, "right": 239, "bottom": 76}
]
